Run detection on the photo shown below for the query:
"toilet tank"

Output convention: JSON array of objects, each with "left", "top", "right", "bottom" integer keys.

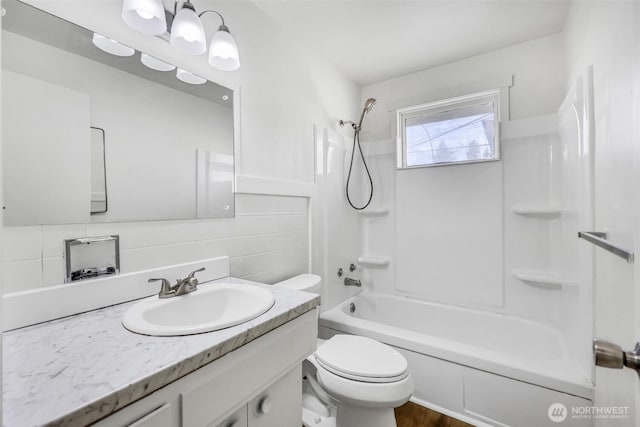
[{"left": 274, "top": 274, "right": 322, "bottom": 294}]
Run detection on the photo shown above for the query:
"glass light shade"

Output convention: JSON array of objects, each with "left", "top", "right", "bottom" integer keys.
[
  {"left": 208, "top": 28, "right": 240, "bottom": 71},
  {"left": 121, "top": 0, "right": 166, "bottom": 35},
  {"left": 170, "top": 5, "right": 206, "bottom": 55},
  {"left": 140, "top": 53, "right": 176, "bottom": 71},
  {"left": 92, "top": 33, "right": 135, "bottom": 57},
  {"left": 176, "top": 68, "right": 207, "bottom": 85}
]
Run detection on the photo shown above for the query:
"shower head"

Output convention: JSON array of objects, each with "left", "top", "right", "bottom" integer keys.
[
  {"left": 357, "top": 98, "right": 377, "bottom": 129},
  {"left": 363, "top": 98, "right": 377, "bottom": 113},
  {"left": 339, "top": 98, "right": 378, "bottom": 131}
]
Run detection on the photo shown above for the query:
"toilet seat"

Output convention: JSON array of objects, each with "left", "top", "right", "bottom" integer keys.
[{"left": 314, "top": 335, "right": 409, "bottom": 383}]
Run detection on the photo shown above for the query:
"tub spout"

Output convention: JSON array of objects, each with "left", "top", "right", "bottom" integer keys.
[{"left": 344, "top": 277, "right": 361, "bottom": 287}]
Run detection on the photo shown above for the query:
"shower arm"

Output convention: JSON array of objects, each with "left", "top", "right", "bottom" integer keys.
[
  {"left": 339, "top": 120, "right": 360, "bottom": 131},
  {"left": 340, "top": 98, "right": 376, "bottom": 131}
]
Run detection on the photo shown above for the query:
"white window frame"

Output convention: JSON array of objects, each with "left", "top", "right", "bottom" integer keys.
[{"left": 396, "top": 89, "right": 501, "bottom": 169}]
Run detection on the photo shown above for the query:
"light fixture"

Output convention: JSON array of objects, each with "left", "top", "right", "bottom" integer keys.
[
  {"left": 121, "top": 0, "right": 241, "bottom": 71},
  {"left": 141, "top": 53, "right": 176, "bottom": 71},
  {"left": 121, "top": 0, "right": 167, "bottom": 35},
  {"left": 176, "top": 68, "right": 206, "bottom": 85},
  {"left": 170, "top": 1, "right": 206, "bottom": 55},
  {"left": 92, "top": 33, "right": 135, "bottom": 57},
  {"left": 207, "top": 22, "right": 240, "bottom": 71}
]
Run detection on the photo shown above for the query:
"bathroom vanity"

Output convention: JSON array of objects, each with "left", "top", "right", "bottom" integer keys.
[{"left": 3, "top": 278, "right": 319, "bottom": 427}]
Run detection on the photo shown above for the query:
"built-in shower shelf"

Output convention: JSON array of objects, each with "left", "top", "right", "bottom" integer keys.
[
  {"left": 358, "top": 207, "right": 390, "bottom": 217},
  {"left": 512, "top": 269, "right": 578, "bottom": 290},
  {"left": 358, "top": 255, "right": 391, "bottom": 267},
  {"left": 510, "top": 206, "right": 561, "bottom": 218}
]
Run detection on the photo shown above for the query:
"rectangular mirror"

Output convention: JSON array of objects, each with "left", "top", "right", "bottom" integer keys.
[{"left": 1, "top": 0, "right": 235, "bottom": 225}]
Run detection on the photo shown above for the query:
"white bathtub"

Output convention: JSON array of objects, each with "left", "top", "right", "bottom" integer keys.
[{"left": 319, "top": 292, "right": 594, "bottom": 427}]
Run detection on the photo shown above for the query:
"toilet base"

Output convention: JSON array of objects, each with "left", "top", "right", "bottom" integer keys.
[
  {"left": 336, "top": 404, "right": 397, "bottom": 427},
  {"left": 302, "top": 407, "right": 336, "bottom": 427}
]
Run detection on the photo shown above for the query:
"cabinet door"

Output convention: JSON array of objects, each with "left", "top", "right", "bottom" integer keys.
[
  {"left": 213, "top": 405, "right": 248, "bottom": 427},
  {"left": 248, "top": 367, "right": 301, "bottom": 427},
  {"left": 128, "top": 404, "right": 173, "bottom": 427}
]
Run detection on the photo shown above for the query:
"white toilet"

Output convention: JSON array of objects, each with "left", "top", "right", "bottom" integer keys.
[{"left": 274, "top": 274, "right": 414, "bottom": 427}]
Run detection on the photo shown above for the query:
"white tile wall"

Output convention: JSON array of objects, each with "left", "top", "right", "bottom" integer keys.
[{"left": 1, "top": 194, "right": 309, "bottom": 292}]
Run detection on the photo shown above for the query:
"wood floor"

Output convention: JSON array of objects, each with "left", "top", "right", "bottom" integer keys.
[{"left": 394, "top": 402, "right": 473, "bottom": 427}]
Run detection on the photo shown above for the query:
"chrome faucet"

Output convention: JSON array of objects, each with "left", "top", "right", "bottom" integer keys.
[
  {"left": 149, "top": 267, "right": 206, "bottom": 299},
  {"left": 344, "top": 277, "right": 361, "bottom": 287}
]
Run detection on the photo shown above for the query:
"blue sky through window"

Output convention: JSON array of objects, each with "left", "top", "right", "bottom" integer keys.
[{"left": 404, "top": 102, "right": 496, "bottom": 167}]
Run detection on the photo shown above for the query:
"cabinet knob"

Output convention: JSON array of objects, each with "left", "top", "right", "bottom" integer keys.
[{"left": 258, "top": 396, "right": 273, "bottom": 415}]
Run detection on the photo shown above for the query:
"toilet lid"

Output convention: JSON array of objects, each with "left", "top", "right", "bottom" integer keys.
[{"left": 314, "top": 335, "right": 409, "bottom": 383}]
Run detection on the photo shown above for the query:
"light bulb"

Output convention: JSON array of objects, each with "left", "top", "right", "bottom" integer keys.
[{"left": 122, "top": 0, "right": 167, "bottom": 35}]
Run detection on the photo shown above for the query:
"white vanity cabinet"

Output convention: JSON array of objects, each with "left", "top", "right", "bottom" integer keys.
[
  {"left": 93, "top": 309, "right": 316, "bottom": 427},
  {"left": 215, "top": 367, "right": 302, "bottom": 427}
]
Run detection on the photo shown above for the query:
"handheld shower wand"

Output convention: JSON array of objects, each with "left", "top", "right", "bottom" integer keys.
[
  {"left": 358, "top": 98, "right": 377, "bottom": 128},
  {"left": 339, "top": 98, "right": 377, "bottom": 131},
  {"left": 340, "top": 98, "right": 377, "bottom": 210}
]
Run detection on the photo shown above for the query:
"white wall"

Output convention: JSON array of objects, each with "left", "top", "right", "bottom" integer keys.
[
  {"left": 358, "top": 33, "right": 566, "bottom": 321},
  {"left": 3, "top": 194, "right": 309, "bottom": 292},
  {"left": 564, "top": 1, "right": 640, "bottom": 424},
  {"left": 362, "top": 33, "right": 565, "bottom": 143},
  {"left": 1, "top": 1, "right": 360, "bottom": 294}
]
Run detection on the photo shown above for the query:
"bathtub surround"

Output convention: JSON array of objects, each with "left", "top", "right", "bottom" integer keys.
[
  {"left": 359, "top": 33, "right": 566, "bottom": 318},
  {"left": 338, "top": 27, "right": 598, "bottom": 426}
]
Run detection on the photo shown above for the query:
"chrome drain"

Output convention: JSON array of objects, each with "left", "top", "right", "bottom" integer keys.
[{"left": 349, "top": 302, "right": 356, "bottom": 313}]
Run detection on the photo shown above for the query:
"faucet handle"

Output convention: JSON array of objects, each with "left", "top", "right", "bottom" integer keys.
[
  {"left": 148, "top": 278, "right": 174, "bottom": 298},
  {"left": 186, "top": 267, "right": 206, "bottom": 279},
  {"left": 174, "top": 267, "right": 206, "bottom": 296}
]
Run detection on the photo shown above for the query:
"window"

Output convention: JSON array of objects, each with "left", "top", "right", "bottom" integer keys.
[{"left": 397, "top": 90, "right": 500, "bottom": 168}]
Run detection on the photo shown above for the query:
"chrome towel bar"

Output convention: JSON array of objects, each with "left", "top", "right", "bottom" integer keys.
[{"left": 578, "top": 231, "right": 635, "bottom": 264}]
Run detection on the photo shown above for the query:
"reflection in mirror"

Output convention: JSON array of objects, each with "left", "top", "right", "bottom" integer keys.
[
  {"left": 90, "top": 128, "right": 108, "bottom": 214},
  {"left": 1, "top": 0, "right": 235, "bottom": 225}
]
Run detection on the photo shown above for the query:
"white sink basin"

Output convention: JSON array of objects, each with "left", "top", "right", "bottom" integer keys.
[{"left": 122, "top": 282, "right": 275, "bottom": 336}]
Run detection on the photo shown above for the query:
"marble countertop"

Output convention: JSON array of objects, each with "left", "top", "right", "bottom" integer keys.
[{"left": 3, "top": 277, "right": 320, "bottom": 427}]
